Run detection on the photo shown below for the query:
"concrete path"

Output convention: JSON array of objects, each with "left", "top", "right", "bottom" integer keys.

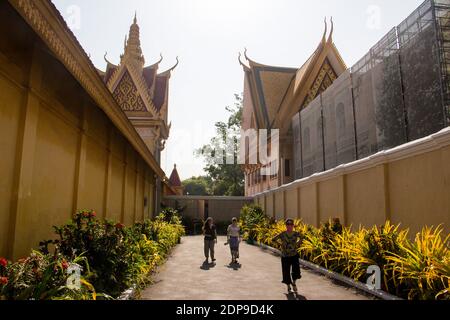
[{"left": 140, "top": 236, "right": 373, "bottom": 300}]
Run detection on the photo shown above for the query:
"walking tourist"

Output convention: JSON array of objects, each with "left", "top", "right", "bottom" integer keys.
[
  {"left": 203, "top": 217, "right": 217, "bottom": 264},
  {"left": 225, "top": 217, "right": 242, "bottom": 264},
  {"left": 273, "top": 219, "right": 303, "bottom": 294}
]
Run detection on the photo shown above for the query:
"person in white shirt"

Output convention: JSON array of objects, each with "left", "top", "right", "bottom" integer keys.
[{"left": 226, "top": 217, "right": 242, "bottom": 264}]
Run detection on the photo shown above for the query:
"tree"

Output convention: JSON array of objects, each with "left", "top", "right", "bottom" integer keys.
[
  {"left": 195, "top": 94, "right": 245, "bottom": 196},
  {"left": 182, "top": 176, "right": 212, "bottom": 196}
]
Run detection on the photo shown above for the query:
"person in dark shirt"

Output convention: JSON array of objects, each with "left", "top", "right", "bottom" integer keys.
[
  {"left": 273, "top": 219, "right": 303, "bottom": 293},
  {"left": 203, "top": 217, "right": 217, "bottom": 264}
]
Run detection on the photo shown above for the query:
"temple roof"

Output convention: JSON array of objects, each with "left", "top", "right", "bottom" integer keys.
[
  {"left": 169, "top": 164, "right": 182, "bottom": 187},
  {"left": 100, "top": 15, "right": 178, "bottom": 116},
  {"left": 240, "top": 18, "right": 347, "bottom": 130}
]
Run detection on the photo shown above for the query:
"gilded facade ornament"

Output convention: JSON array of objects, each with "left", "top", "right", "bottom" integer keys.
[
  {"left": 302, "top": 61, "right": 338, "bottom": 109},
  {"left": 112, "top": 71, "right": 147, "bottom": 112}
]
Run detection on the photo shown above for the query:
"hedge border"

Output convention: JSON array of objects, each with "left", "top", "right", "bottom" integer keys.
[{"left": 118, "top": 238, "right": 182, "bottom": 300}]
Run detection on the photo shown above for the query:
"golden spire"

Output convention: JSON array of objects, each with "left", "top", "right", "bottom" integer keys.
[{"left": 121, "top": 13, "right": 145, "bottom": 67}]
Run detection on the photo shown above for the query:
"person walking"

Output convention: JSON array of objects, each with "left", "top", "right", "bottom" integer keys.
[
  {"left": 226, "top": 218, "right": 242, "bottom": 264},
  {"left": 203, "top": 217, "right": 217, "bottom": 264},
  {"left": 273, "top": 219, "right": 303, "bottom": 294}
]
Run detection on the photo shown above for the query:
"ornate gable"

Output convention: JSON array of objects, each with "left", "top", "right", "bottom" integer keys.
[
  {"left": 113, "top": 70, "right": 147, "bottom": 111},
  {"left": 100, "top": 14, "right": 178, "bottom": 163},
  {"left": 301, "top": 59, "right": 338, "bottom": 109},
  {"left": 240, "top": 18, "right": 348, "bottom": 133}
]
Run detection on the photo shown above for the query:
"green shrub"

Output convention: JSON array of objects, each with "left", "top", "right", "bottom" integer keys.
[
  {"left": 242, "top": 206, "right": 450, "bottom": 301},
  {"left": 0, "top": 251, "right": 98, "bottom": 300},
  {"left": 0, "top": 209, "right": 185, "bottom": 300},
  {"left": 386, "top": 226, "right": 450, "bottom": 300},
  {"left": 239, "top": 204, "right": 269, "bottom": 242}
]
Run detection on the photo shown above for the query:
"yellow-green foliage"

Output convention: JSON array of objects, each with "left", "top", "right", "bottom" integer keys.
[
  {"left": 387, "top": 226, "right": 450, "bottom": 300},
  {"left": 240, "top": 208, "right": 450, "bottom": 301}
]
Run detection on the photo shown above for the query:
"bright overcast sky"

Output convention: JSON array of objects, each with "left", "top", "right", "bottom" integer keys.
[{"left": 53, "top": 0, "right": 424, "bottom": 180}]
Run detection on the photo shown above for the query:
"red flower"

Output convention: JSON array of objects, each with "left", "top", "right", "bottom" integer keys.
[
  {"left": 91, "top": 211, "right": 97, "bottom": 217},
  {"left": 115, "top": 223, "right": 125, "bottom": 229},
  {"left": 61, "top": 260, "right": 69, "bottom": 270},
  {"left": 0, "top": 257, "right": 7, "bottom": 268},
  {"left": 0, "top": 277, "right": 8, "bottom": 285}
]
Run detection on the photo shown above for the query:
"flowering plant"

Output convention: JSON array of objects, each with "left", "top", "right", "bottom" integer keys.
[{"left": 1, "top": 209, "right": 184, "bottom": 300}]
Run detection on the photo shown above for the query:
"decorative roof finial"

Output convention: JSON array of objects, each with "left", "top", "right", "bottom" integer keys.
[
  {"left": 169, "top": 56, "right": 180, "bottom": 72},
  {"left": 322, "top": 17, "right": 328, "bottom": 43},
  {"left": 327, "top": 17, "right": 334, "bottom": 42},
  {"left": 159, "top": 57, "right": 180, "bottom": 75},
  {"left": 134, "top": 11, "right": 137, "bottom": 24},
  {"left": 238, "top": 52, "right": 249, "bottom": 69},
  {"left": 104, "top": 52, "right": 114, "bottom": 65}
]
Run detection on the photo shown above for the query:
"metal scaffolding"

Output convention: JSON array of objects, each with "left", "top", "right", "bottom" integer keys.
[
  {"left": 433, "top": 0, "right": 450, "bottom": 126},
  {"left": 291, "top": 0, "right": 450, "bottom": 180}
]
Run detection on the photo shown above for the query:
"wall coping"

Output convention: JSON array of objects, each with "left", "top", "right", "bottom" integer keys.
[
  {"left": 163, "top": 196, "right": 254, "bottom": 201},
  {"left": 255, "top": 126, "right": 450, "bottom": 196}
]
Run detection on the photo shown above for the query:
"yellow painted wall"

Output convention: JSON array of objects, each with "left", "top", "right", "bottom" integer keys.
[
  {"left": 257, "top": 145, "right": 450, "bottom": 236},
  {"left": 274, "top": 191, "right": 285, "bottom": 221},
  {"left": 83, "top": 138, "right": 108, "bottom": 215},
  {"left": 162, "top": 196, "right": 253, "bottom": 223},
  {"left": 109, "top": 157, "right": 125, "bottom": 222},
  {"left": 285, "top": 189, "right": 298, "bottom": 219},
  {"left": 0, "top": 15, "right": 158, "bottom": 259},
  {"left": 255, "top": 196, "right": 264, "bottom": 211},
  {"left": 318, "top": 178, "right": 344, "bottom": 224},
  {"left": 21, "top": 104, "right": 79, "bottom": 253},
  {"left": 299, "top": 184, "right": 317, "bottom": 226},
  {"left": 346, "top": 166, "right": 387, "bottom": 228},
  {"left": 266, "top": 193, "right": 275, "bottom": 218},
  {"left": 388, "top": 147, "right": 450, "bottom": 236},
  {"left": 0, "top": 76, "right": 24, "bottom": 258}
]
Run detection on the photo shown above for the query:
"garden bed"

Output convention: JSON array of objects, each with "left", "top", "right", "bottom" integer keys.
[
  {"left": 239, "top": 204, "right": 450, "bottom": 301},
  {"left": 0, "top": 210, "right": 185, "bottom": 300},
  {"left": 118, "top": 239, "right": 181, "bottom": 300}
]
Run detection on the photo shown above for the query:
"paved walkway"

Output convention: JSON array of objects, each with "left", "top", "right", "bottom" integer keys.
[{"left": 140, "top": 236, "right": 372, "bottom": 300}]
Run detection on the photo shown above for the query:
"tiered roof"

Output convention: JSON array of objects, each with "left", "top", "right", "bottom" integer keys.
[
  {"left": 100, "top": 14, "right": 178, "bottom": 122},
  {"left": 169, "top": 164, "right": 182, "bottom": 187},
  {"left": 240, "top": 18, "right": 347, "bottom": 132}
]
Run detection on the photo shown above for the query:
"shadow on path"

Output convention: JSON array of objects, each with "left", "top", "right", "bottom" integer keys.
[
  {"left": 285, "top": 293, "right": 307, "bottom": 301},
  {"left": 226, "top": 262, "right": 242, "bottom": 271},
  {"left": 200, "top": 261, "right": 217, "bottom": 271}
]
